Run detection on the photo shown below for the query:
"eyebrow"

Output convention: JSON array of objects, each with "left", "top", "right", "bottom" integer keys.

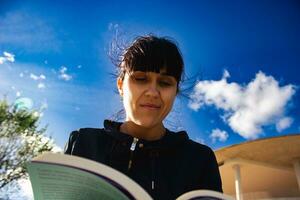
[
  {"left": 159, "top": 71, "right": 174, "bottom": 76},
  {"left": 158, "top": 74, "right": 177, "bottom": 83},
  {"left": 159, "top": 72, "right": 176, "bottom": 78}
]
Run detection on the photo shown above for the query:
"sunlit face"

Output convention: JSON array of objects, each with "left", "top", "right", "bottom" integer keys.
[{"left": 117, "top": 70, "right": 178, "bottom": 129}]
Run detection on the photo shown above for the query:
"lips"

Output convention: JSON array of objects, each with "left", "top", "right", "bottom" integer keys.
[{"left": 140, "top": 103, "right": 161, "bottom": 109}]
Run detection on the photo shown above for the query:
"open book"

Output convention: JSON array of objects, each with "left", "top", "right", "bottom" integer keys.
[{"left": 27, "top": 153, "right": 233, "bottom": 200}]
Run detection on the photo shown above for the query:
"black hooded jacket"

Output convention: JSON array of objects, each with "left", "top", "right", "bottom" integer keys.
[{"left": 64, "top": 120, "right": 222, "bottom": 200}]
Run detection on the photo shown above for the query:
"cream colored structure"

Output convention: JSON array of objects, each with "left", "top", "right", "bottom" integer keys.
[{"left": 215, "top": 134, "right": 300, "bottom": 200}]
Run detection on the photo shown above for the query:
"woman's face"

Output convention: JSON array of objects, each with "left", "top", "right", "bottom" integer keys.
[{"left": 117, "top": 70, "right": 177, "bottom": 129}]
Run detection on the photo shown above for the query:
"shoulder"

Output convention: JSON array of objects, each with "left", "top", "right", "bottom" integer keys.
[
  {"left": 166, "top": 129, "right": 215, "bottom": 159},
  {"left": 71, "top": 127, "right": 105, "bottom": 135},
  {"left": 186, "top": 139, "right": 215, "bottom": 155},
  {"left": 166, "top": 130, "right": 222, "bottom": 192},
  {"left": 170, "top": 132, "right": 218, "bottom": 170},
  {"left": 183, "top": 139, "right": 217, "bottom": 162},
  {"left": 67, "top": 128, "right": 106, "bottom": 141},
  {"left": 64, "top": 128, "right": 111, "bottom": 154},
  {"left": 166, "top": 129, "right": 217, "bottom": 163}
]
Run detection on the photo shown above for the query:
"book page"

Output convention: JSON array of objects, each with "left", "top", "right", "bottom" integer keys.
[
  {"left": 30, "top": 153, "right": 152, "bottom": 200},
  {"left": 27, "top": 162, "right": 131, "bottom": 200}
]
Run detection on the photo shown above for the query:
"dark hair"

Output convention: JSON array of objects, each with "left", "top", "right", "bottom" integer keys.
[{"left": 118, "top": 35, "right": 184, "bottom": 92}]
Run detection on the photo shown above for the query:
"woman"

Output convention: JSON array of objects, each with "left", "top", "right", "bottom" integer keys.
[{"left": 64, "top": 35, "right": 222, "bottom": 200}]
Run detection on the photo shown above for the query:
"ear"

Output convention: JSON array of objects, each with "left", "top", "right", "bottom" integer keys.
[{"left": 117, "top": 77, "right": 123, "bottom": 96}]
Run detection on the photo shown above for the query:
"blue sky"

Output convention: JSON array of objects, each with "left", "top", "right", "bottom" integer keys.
[{"left": 0, "top": 0, "right": 299, "bottom": 150}]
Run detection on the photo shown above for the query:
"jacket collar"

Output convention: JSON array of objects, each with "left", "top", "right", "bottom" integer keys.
[{"left": 103, "top": 119, "right": 189, "bottom": 148}]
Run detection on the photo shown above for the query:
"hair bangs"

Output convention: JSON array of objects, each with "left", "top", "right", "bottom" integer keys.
[{"left": 121, "top": 36, "right": 184, "bottom": 83}]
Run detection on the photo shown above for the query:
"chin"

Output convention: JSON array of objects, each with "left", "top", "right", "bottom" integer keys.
[{"left": 135, "top": 119, "right": 160, "bottom": 129}]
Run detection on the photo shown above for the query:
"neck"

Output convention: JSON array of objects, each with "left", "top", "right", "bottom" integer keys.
[{"left": 120, "top": 121, "right": 166, "bottom": 141}]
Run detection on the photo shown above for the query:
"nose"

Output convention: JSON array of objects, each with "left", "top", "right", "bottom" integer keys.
[{"left": 145, "top": 83, "right": 160, "bottom": 98}]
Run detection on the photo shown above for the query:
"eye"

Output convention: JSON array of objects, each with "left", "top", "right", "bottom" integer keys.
[
  {"left": 133, "top": 76, "right": 147, "bottom": 81},
  {"left": 131, "top": 73, "right": 148, "bottom": 82},
  {"left": 135, "top": 77, "right": 147, "bottom": 81},
  {"left": 158, "top": 75, "right": 177, "bottom": 87},
  {"left": 159, "top": 80, "right": 173, "bottom": 87}
]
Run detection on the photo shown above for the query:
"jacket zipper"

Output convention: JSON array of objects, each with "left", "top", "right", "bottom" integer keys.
[
  {"left": 128, "top": 137, "right": 139, "bottom": 171},
  {"left": 151, "top": 151, "right": 156, "bottom": 191}
]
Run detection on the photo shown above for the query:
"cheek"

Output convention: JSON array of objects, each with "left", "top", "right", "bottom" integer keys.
[
  {"left": 163, "top": 92, "right": 176, "bottom": 109},
  {"left": 123, "top": 86, "right": 139, "bottom": 109},
  {"left": 123, "top": 93, "right": 133, "bottom": 109}
]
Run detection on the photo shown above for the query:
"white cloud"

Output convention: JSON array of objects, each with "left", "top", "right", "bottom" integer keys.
[
  {"left": 40, "top": 74, "right": 46, "bottom": 80},
  {"left": 276, "top": 117, "right": 293, "bottom": 132},
  {"left": 195, "top": 137, "right": 205, "bottom": 144},
  {"left": 37, "top": 83, "right": 46, "bottom": 89},
  {"left": 30, "top": 73, "right": 39, "bottom": 80},
  {"left": 223, "top": 69, "right": 230, "bottom": 79},
  {"left": 189, "top": 70, "right": 242, "bottom": 111},
  {"left": 0, "top": 57, "right": 5, "bottom": 64},
  {"left": 58, "top": 66, "right": 72, "bottom": 81},
  {"left": 30, "top": 73, "right": 46, "bottom": 81},
  {"left": 3, "top": 51, "right": 15, "bottom": 62},
  {"left": 60, "top": 66, "right": 67, "bottom": 74},
  {"left": 189, "top": 70, "right": 296, "bottom": 139},
  {"left": 59, "top": 73, "right": 72, "bottom": 81},
  {"left": 210, "top": 128, "right": 229, "bottom": 143},
  {"left": 0, "top": 51, "right": 15, "bottom": 64}
]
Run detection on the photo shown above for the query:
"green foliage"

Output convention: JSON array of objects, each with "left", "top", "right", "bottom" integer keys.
[{"left": 0, "top": 98, "right": 55, "bottom": 188}]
